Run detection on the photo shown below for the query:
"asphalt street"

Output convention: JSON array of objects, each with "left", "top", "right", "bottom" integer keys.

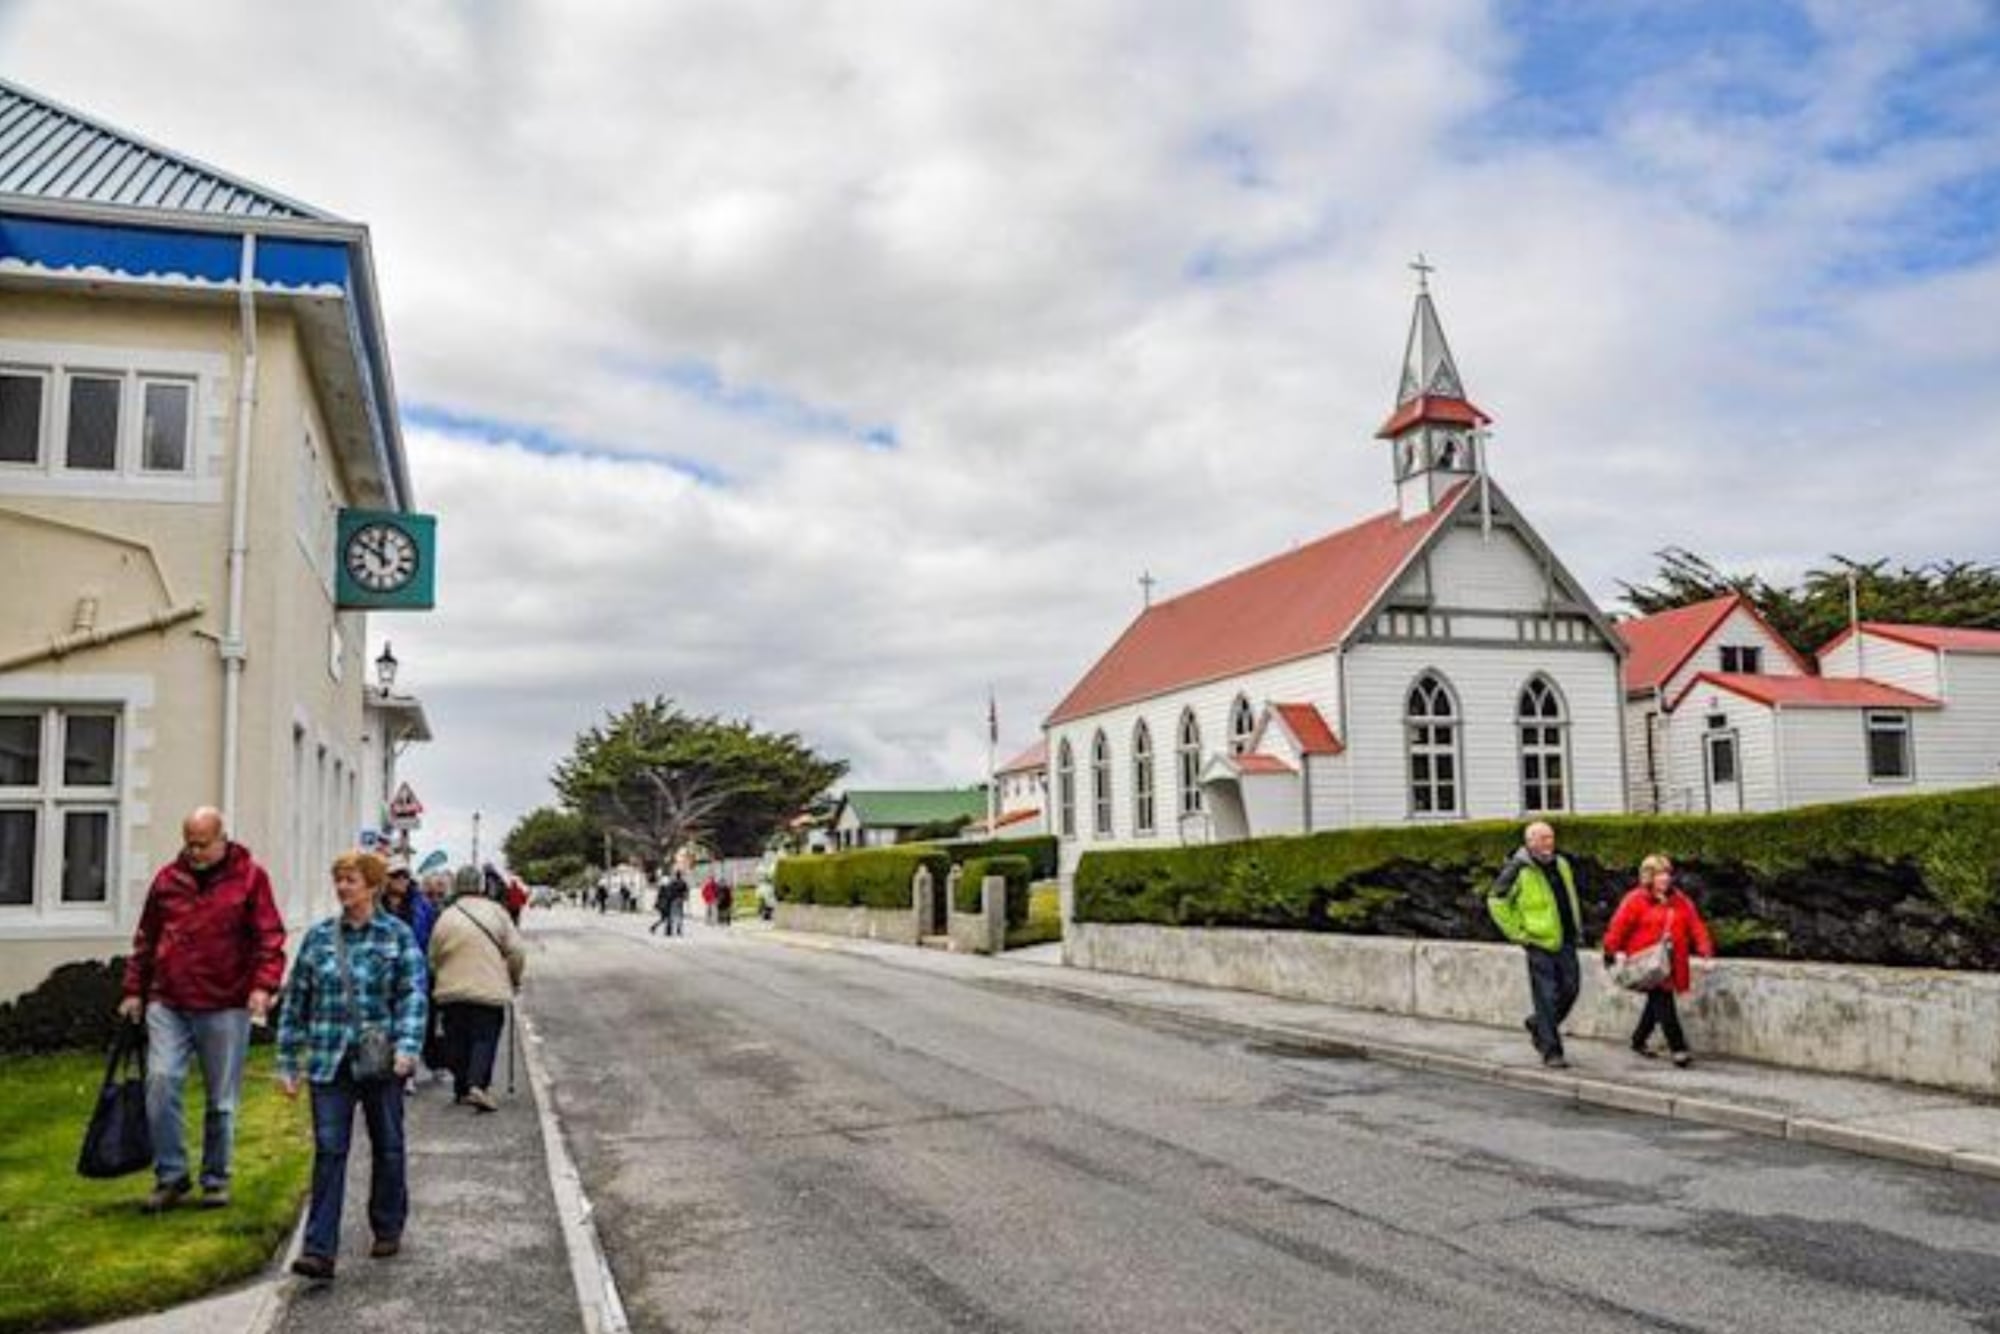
[{"left": 526, "top": 915, "right": 2000, "bottom": 1334}]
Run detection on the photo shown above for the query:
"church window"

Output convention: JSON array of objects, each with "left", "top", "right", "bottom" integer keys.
[
  {"left": 1229, "top": 695, "right": 1256, "bottom": 755},
  {"left": 1056, "top": 740, "right": 1076, "bottom": 839},
  {"left": 1177, "top": 709, "right": 1203, "bottom": 817},
  {"left": 1517, "top": 676, "right": 1568, "bottom": 814},
  {"left": 1091, "top": 731, "right": 1113, "bottom": 837},
  {"left": 1405, "top": 672, "right": 1460, "bottom": 817},
  {"left": 1132, "top": 721, "right": 1156, "bottom": 836}
]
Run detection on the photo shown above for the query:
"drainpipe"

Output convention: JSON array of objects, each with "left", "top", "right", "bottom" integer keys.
[
  {"left": 0, "top": 603, "right": 206, "bottom": 673},
  {"left": 221, "top": 234, "right": 258, "bottom": 825}
]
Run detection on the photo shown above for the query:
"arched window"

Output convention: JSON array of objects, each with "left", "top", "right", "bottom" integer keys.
[
  {"left": 1091, "top": 731, "right": 1113, "bottom": 837},
  {"left": 1055, "top": 739, "right": 1076, "bottom": 839},
  {"left": 1132, "top": 720, "right": 1156, "bottom": 835},
  {"left": 1177, "top": 709, "right": 1203, "bottom": 816},
  {"left": 1518, "top": 676, "right": 1569, "bottom": 814},
  {"left": 1229, "top": 694, "right": 1257, "bottom": 755},
  {"left": 1406, "top": 672, "right": 1461, "bottom": 816}
]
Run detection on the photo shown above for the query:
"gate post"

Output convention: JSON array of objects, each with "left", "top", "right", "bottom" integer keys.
[
  {"left": 911, "top": 865, "right": 934, "bottom": 942},
  {"left": 980, "top": 875, "right": 1007, "bottom": 955}
]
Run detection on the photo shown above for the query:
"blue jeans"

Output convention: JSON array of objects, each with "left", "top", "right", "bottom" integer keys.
[
  {"left": 305, "top": 1074, "right": 407, "bottom": 1259},
  {"left": 144, "top": 1004, "right": 250, "bottom": 1190},
  {"left": 1525, "top": 946, "right": 1582, "bottom": 1058}
]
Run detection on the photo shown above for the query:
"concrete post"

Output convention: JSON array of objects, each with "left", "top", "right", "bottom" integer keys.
[
  {"left": 980, "top": 875, "right": 1007, "bottom": 955},
  {"left": 912, "top": 865, "right": 934, "bottom": 940},
  {"left": 944, "top": 865, "right": 964, "bottom": 927}
]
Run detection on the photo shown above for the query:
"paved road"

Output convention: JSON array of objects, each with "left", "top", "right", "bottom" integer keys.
[{"left": 526, "top": 916, "right": 2000, "bottom": 1334}]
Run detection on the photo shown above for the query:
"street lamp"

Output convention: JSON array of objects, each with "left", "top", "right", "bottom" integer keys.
[{"left": 374, "top": 642, "right": 399, "bottom": 692}]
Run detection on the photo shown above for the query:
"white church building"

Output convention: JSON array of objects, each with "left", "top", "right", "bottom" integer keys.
[{"left": 1044, "top": 279, "right": 1628, "bottom": 878}]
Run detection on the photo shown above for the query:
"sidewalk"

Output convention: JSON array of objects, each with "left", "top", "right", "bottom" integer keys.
[{"left": 733, "top": 924, "right": 2000, "bottom": 1181}]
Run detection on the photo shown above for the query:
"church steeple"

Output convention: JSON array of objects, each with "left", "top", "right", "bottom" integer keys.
[{"left": 1375, "top": 259, "right": 1491, "bottom": 519}]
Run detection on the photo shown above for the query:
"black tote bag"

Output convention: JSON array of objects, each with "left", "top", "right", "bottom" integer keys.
[{"left": 77, "top": 1024, "right": 154, "bottom": 1179}]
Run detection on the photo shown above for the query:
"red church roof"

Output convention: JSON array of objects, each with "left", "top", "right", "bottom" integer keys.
[
  {"left": 1678, "top": 673, "right": 1940, "bottom": 711},
  {"left": 1270, "top": 702, "right": 1344, "bottom": 755},
  {"left": 996, "top": 740, "right": 1047, "bottom": 774},
  {"left": 1046, "top": 486, "right": 1466, "bottom": 725},
  {"left": 1818, "top": 622, "right": 2000, "bottom": 658},
  {"left": 1618, "top": 595, "right": 1740, "bottom": 694}
]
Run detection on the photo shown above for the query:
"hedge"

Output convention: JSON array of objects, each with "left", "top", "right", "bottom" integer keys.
[
  {"left": 956, "top": 855, "right": 1033, "bottom": 926},
  {"left": 1073, "top": 786, "right": 2000, "bottom": 969},
  {"left": 945, "top": 835, "right": 1058, "bottom": 881},
  {"left": 774, "top": 846, "right": 952, "bottom": 910},
  {"left": 0, "top": 958, "right": 126, "bottom": 1055}
]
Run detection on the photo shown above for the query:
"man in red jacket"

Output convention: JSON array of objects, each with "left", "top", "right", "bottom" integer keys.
[{"left": 118, "top": 807, "right": 286, "bottom": 1212}]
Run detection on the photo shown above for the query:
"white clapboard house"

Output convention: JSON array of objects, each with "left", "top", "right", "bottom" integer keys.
[
  {"left": 1043, "top": 280, "right": 1628, "bottom": 878},
  {"left": 1623, "top": 594, "right": 2000, "bottom": 812}
]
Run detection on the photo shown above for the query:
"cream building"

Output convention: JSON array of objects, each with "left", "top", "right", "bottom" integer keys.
[{"left": 0, "top": 78, "right": 428, "bottom": 998}]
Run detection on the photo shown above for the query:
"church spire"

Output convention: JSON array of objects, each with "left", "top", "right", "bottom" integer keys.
[{"left": 1376, "top": 259, "right": 1490, "bottom": 440}]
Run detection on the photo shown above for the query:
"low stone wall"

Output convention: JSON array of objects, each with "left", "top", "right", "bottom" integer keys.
[
  {"left": 774, "top": 902, "right": 918, "bottom": 946},
  {"left": 1066, "top": 923, "right": 2000, "bottom": 1095},
  {"left": 946, "top": 877, "right": 1008, "bottom": 956}
]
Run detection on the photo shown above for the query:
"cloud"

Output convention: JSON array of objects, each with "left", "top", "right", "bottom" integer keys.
[{"left": 4, "top": 0, "right": 1996, "bottom": 865}]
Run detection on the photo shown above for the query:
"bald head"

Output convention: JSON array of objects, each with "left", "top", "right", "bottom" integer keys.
[
  {"left": 182, "top": 807, "right": 228, "bottom": 869},
  {"left": 1524, "top": 822, "right": 1556, "bottom": 859}
]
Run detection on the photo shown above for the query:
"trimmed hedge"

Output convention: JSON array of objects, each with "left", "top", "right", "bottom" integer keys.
[
  {"left": 0, "top": 957, "right": 126, "bottom": 1055},
  {"left": 956, "top": 855, "right": 1033, "bottom": 925},
  {"left": 774, "top": 846, "right": 952, "bottom": 910},
  {"left": 1074, "top": 786, "right": 2000, "bottom": 969},
  {"left": 945, "top": 835, "right": 1059, "bottom": 882}
]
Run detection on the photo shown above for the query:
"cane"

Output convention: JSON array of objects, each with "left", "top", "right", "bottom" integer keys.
[{"left": 506, "top": 1000, "right": 519, "bottom": 1096}]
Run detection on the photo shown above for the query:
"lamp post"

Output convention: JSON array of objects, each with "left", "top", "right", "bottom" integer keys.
[
  {"left": 375, "top": 642, "right": 399, "bottom": 692},
  {"left": 374, "top": 642, "right": 406, "bottom": 851}
]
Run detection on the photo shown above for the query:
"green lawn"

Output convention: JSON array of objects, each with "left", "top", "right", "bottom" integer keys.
[{"left": 0, "top": 1046, "right": 310, "bottom": 1333}]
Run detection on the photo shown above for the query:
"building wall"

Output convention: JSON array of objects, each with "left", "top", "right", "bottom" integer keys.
[
  {"left": 1916, "top": 655, "right": 2000, "bottom": 787},
  {"left": 1819, "top": 633, "right": 1942, "bottom": 698},
  {"left": 1624, "top": 695, "right": 1664, "bottom": 812},
  {"left": 1660, "top": 604, "right": 1806, "bottom": 704},
  {"left": 0, "top": 291, "right": 372, "bottom": 998},
  {"left": 1399, "top": 522, "right": 1550, "bottom": 612},
  {"left": 1661, "top": 686, "right": 1780, "bottom": 813}
]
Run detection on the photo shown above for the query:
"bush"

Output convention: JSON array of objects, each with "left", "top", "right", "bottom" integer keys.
[
  {"left": 774, "top": 846, "right": 952, "bottom": 910},
  {"left": 1073, "top": 786, "right": 2000, "bottom": 969},
  {"left": 947, "top": 835, "right": 1058, "bottom": 881},
  {"left": 1008, "top": 884, "right": 1064, "bottom": 949},
  {"left": 956, "top": 855, "right": 1033, "bottom": 924},
  {"left": 0, "top": 957, "right": 126, "bottom": 1054}
]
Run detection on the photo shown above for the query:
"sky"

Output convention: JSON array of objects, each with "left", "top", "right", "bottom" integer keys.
[{"left": 4, "top": 0, "right": 1998, "bottom": 868}]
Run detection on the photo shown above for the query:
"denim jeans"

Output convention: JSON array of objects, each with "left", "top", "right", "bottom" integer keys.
[
  {"left": 144, "top": 1004, "right": 250, "bottom": 1190},
  {"left": 305, "top": 1074, "right": 407, "bottom": 1259},
  {"left": 440, "top": 1001, "right": 505, "bottom": 1097},
  {"left": 1524, "top": 946, "right": 1581, "bottom": 1058}
]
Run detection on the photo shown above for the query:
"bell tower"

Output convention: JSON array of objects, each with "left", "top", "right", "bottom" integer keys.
[{"left": 1376, "top": 258, "right": 1491, "bottom": 520}]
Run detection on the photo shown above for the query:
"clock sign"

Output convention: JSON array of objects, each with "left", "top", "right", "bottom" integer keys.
[{"left": 335, "top": 509, "right": 437, "bottom": 610}]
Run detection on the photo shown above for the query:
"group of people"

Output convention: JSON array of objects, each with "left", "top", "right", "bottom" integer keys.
[
  {"left": 1488, "top": 820, "right": 1715, "bottom": 1070},
  {"left": 117, "top": 807, "right": 529, "bottom": 1282}
]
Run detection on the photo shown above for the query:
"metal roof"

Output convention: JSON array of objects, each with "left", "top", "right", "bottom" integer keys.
[{"left": 0, "top": 75, "right": 332, "bottom": 221}]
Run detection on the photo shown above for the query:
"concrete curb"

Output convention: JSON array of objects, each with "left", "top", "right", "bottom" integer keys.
[{"left": 751, "top": 929, "right": 2000, "bottom": 1182}]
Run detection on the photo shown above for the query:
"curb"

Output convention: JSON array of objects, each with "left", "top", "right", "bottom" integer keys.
[{"left": 750, "top": 929, "right": 1996, "bottom": 1181}]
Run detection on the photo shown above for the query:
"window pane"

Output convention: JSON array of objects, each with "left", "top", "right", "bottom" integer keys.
[
  {"left": 1710, "top": 741, "right": 1737, "bottom": 783},
  {"left": 1437, "top": 783, "right": 1457, "bottom": 812},
  {"left": 0, "top": 373, "right": 43, "bottom": 465},
  {"left": 62, "top": 811, "right": 110, "bottom": 902},
  {"left": 0, "top": 715, "right": 40, "bottom": 787},
  {"left": 1411, "top": 754, "right": 1431, "bottom": 783},
  {"left": 0, "top": 810, "right": 33, "bottom": 904},
  {"left": 1868, "top": 729, "right": 1910, "bottom": 780},
  {"left": 66, "top": 376, "right": 121, "bottom": 471},
  {"left": 64, "top": 715, "right": 117, "bottom": 787},
  {"left": 1412, "top": 787, "right": 1432, "bottom": 813},
  {"left": 1435, "top": 753, "right": 1455, "bottom": 782},
  {"left": 141, "top": 382, "right": 191, "bottom": 472}
]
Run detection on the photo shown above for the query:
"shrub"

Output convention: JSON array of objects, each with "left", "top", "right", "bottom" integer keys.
[
  {"left": 956, "top": 855, "right": 1033, "bottom": 924},
  {"left": 1073, "top": 786, "right": 2000, "bottom": 969},
  {"left": 773, "top": 847, "right": 952, "bottom": 911},
  {"left": 1007, "top": 884, "right": 1064, "bottom": 949},
  {"left": 944, "top": 835, "right": 1059, "bottom": 881},
  {"left": 0, "top": 957, "right": 126, "bottom": 1055}
]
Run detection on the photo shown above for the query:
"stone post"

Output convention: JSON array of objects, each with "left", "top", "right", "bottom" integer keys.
[
  {"left": 944, "top": 865, "right": 964, "bottom": 927},
  {"left": 912, "top": 864, "right": 934, "bottom": 940},
  {"left": 980, "top": 875, "right": 1007, "bottom": 955}
]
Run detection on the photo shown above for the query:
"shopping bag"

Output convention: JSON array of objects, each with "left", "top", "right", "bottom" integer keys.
[
  {"left": 77, "top": 1024, "right": 154, "bottom": 1179},
  {"left": 1611, "top": 935, "right": 1674, "bottom": 993}
]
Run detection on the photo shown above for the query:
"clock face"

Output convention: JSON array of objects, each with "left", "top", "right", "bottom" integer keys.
[{"left": 344, "top": 521, "right": 419, "bottom": 593}]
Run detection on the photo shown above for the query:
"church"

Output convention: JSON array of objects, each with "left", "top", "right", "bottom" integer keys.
[{"left": 1043, "top": 275, "right": 1628, "bottom": 878}]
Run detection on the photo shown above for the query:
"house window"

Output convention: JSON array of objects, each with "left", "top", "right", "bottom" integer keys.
[
  {"left": 1229, "top": 694, "right": 1256, "bottom": 755},
  {"left": 0, "top": 706, "right": 119, "bottom": 908},
  {"left": 1177, "top": 709, "right": 1203, "bottom": 816},
  {"left": 1866, "top": 711, "right": 1913, "bottom": 782},
  {"left": 65, "top": 374, "right": 122, "bottom": 472},
  {"left": 1518, "top": 676, "right": 1569, "bottom": 814},
  {"left": 0, "top": 371, "right": 46, "bottom": 465},
  {"left": 1406, "top": 672, "right": 1461, "bottom": 817},
  {"left": 139, "top": 380, "right": 194, "bottom": 473},
  {"left": 1132, "top": 720, "right": 1156, "bottom": 836},
  {"left": 1056, "top": 739, "right": 1076, "bottom": 839},
  {"left": 1091, "top": 731, "right": 1113, "bottom": 837},
  {"left": 1719, "top": 645, "right": 1762, "bottom": 674}
]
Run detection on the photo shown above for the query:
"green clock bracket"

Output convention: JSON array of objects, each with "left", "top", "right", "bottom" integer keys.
[{"left": 336, "top": 509, "right": 438, "bottom": 610}]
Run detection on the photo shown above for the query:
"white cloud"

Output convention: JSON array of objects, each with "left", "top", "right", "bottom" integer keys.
[{"left": 4, "top": 0, "right": 1995, "bottom": 864}]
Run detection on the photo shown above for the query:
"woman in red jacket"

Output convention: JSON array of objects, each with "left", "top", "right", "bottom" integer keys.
[{"left": 1602, "top": 854, "right": 1715, "bottom": 1067}]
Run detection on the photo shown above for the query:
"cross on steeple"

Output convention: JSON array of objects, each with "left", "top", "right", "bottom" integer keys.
[
  {"left": 1140, "top": 570, "right": 1158, "bottom": 608},
  {"left": 1408, "top": 252, "right": 1435, "bottom": 293}
]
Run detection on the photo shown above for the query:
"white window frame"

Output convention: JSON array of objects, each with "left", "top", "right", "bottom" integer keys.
[
  {"left": 1177, "top": 709, "right": 1204, "bottom": 816},
  {"left": 1229, "top": 694, "right": 1256, "bottom": 756},
  {"left": 0, "top": 365, "right": 52, "bottom": 469},
  {"left": 137, "top": 376, "right": 197, "bottom": 475},
  {"left": 1056, "top": 739, "right": 1076, "bottom": 839},
  {"left": 1406, "top": 671, "right": 1463, "bottom": 819},
  {"left": 62, "top": 369, "right": 125, "bottom": 474},
  {"left": 1865, "top": 710, "right": 1914, "bottom": 784},
  {"left": 1132, "top": 720, "right": 1156, "bottom": 836},
  {"left": 0, "top": 338, "right": 222, "bottom": 504},
  {"left": 1090, "top": 730, "right": 1113, "bottom": 838},
  {"left": 0, "top": 705, "right": 122, "bottom": 916},
  {"left": 1517, "top": 676, "right": 1570, "bottom": 815},
  {"left": 1719, "top": 644, "right": 1763, "bottom": 674}
]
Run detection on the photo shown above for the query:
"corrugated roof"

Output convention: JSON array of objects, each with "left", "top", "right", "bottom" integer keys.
[
  {"left": 997, "top": 740, "right": 1047, "bottom": 775},
  {"left": 1270, "top": 703, "right": 1344, "bottom": 756},
  {"left": 0, "top": 76, "right": 329, "bottom": 221},
  {"left": 1617, "top": 594, "right": 1741, "bottom": 694},
  {"left": 1819, "top": 622, "right": 2000, "bottom": 658},
  {"left": 840, "top": 789, "right": 990, "bottom": 828},
  {"left": 1679, "top": 673, "right": 1941, "bottom": 711},
  {"left": 1046, "top": 485, "right": 1465, "bottom": 725}
]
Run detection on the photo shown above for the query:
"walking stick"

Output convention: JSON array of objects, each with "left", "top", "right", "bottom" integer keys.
[{"left": 506, "top": 1001, "right": 519, "bottom": 1096}]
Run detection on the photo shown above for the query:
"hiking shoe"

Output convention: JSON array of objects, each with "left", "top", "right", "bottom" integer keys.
[
  {"left": 1542, "top": 1053, "right": 1571, "bottom": 1070},
  {"left": 466, "top": 1088, "right": 499, "bottom": 1112},
  {"left": 291, "top": 1254, "right": 336, "bottom": 1281},
  {"left": 369, "top": 1236, "right": 401, "bottom": 1259},
  {"left": 197, "top": 1185, "right": 232, "bottom": 1209},
  {"left": 1672, "top": 1052, "right": 1694, "bottom": 1068},
  {"left": 1630, "top": 1041, "right": 1658, "bottom": 1060},
  {"left": 143, "top": 1179, "right": 191, "bottom": 1213}
]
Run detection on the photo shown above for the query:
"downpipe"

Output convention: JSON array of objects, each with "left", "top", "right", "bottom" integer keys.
[{"left": 221, "top": 234, "right": 258, "bottom": 824}]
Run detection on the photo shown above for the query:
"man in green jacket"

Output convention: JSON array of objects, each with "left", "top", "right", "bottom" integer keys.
[{"left": 1488, "top": 821, "right": 1586, "bottom": 1069}]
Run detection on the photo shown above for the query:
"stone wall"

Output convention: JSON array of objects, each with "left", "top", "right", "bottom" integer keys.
[
  {"left": 946, "top": 876, "right": 1007, "bottom": 956},
  {"left": 774, "top": 902, "right": 918, "bottom": 946},
  {"left": 1066, "top": 923, "right": 2000, "bottom": 1095}
]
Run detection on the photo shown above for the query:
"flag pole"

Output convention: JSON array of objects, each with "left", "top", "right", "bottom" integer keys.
[{"left": 986, "top": 688, "right": 999, "bottom": 836}]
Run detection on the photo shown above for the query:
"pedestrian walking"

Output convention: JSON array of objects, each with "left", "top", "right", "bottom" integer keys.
[
  {"left": 428, "top": 866, "right": 526, "bottom": 1112},
  {"left": 276, "top": 851, "right": 427, "bottom": 1282},
  {"left": 381, "top": 859, "right": 436, "bottom": 959},
  {"left": 117, "top": 807, "right": 286, "bottom": 1212},
  {"left": 717, "top": 880, "right": 735, "bottom": 927},
  {"left": 594, "top": 879, "right": 609, "bottom": 914},
  {"left": 649, "top": 874, "right": 676, "bottom": 935},
  {"left": 1603, "top": 855, "right": 1715, "bottom": 1067},
  {"left": 504, "top": 874, "right": 529, "bottom": 924},
  {"left": 666, "top": 872, "right": 689, "bottom": 935},
  {"left": 701, "top": 876, "right": 719, "bottom": 926},
  {"left": 1487, "top": 820, "right": 1588, "bottom": 1069}
]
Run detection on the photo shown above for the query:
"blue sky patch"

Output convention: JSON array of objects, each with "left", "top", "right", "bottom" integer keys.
[
  {"left": 612, "top": 356, "right": 899, "bottom": 450},
  {"left": 402, "top": 403, "right": 728, "bottom": 486}
]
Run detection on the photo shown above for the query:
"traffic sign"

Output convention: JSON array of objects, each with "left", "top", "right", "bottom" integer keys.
[{"left": 388, "top": 782, "right": 424, "bottom": 819}]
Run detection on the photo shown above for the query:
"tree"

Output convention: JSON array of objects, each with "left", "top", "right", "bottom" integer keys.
[
  {"left": 1620, "top": 549, "right": 2000, "bottom": 657},
  {"left": 552, "top": 698, "right": 847, "bottom": 865},
  {"left": 501, "top": 806, "right": 602, "bottom": 887}
]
